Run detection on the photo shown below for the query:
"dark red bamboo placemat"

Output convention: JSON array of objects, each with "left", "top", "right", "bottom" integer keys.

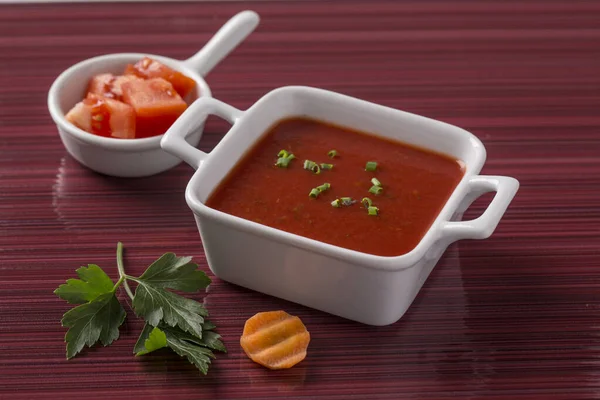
[{"left": 1, "top": 1, "right": 600, "bottom": 399}]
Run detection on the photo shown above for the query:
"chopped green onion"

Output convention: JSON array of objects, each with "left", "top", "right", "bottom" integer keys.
[
  {"left": 317, "top": 182, "right": 331, "bottom": 192},
  {"left": 309, "top": 183, "right": 330, "bottom": 198},
  {"left": 332, "top": 197, "right": 355, "bottom": 207},
  {"left": 369, "top": 185, "right": 383, "bottom": 195},
  {"left": 365, "top": 161, "right": 378, "bottom": 171},
  {"left": 327, "top": 150, "right": 338, "bottom": 158},
  {"left": 275, "top": 150, "right": 295, "bottom": 168},
  {"left": 320, "top": 163, "right": 334, "bottom": 170},
  {"left": 341, "top": 197, "right": 355, "bottom": 206},
  {"left": 275, "top": 154, "right": 295, "bottom": 168},
  {"left": 278, "top": 149, "right": 290, "bottom": 158},
  {"left": 367, "top": 206, "right": 379, "bottom": 216},
  {"left": 362, "top": 196, "right": 379, "bottom": 215},
  {"left": 371, "top": 177, "right": 382, "bottom": 187},
  {"left": 303, "top": 160, "right": 321, "bottom": 175},
  {"left": 361, "top": 197, "right": 373, "bottom": 208}
]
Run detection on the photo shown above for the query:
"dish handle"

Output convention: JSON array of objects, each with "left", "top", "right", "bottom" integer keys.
[
  {"left": 440, "top": 175, "right": 519, "bottom": 242},
  {"left": 161, "top": 97, "right": 243, "bottom": 169},
  {"left": 183, "top": 10, "right": 260, "bottom": 77}
]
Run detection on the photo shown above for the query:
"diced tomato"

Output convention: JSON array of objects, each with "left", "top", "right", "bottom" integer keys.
[
  {"left": 65, "top": 93, "right": 136, "bottom": 139},
  {"left": 124, "top": 57, "right": 196, "bottom": 99},
  {"left": 121, "top": 78, "right": 188, "bottom": 138},
  {"left": 110, "top": 75, "right": 143, "bottom": 100},
  {"left": 87, "top": 73, "right": 116, "bottom": 99},
  {"left": 82, "top": 95, "right": 112, "bottom": 136},
  {"left": 87, "top": 74, "right": 142, "bottom": 101}
]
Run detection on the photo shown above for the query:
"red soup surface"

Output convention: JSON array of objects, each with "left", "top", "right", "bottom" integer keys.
[{"left": 206, "top": 117, "right": 465, "bottom": 257}]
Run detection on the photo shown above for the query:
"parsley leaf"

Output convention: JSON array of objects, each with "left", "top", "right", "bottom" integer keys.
[
  {"left": 160, "top": 324, "right": 226, "bottom": 353},
  {"left": 202, "top": 320, "right": 216, "bottom": 331},
  {"left": 197, "top": 330, "right": 227, "bottom": 353},
  {"left": 54, "top": 264, "right": 115, "bottom": 304},
  {"left": 135, "top": 326, "right": 167, "bottom": 356},
  {"left": 136, "top": 253, "right": 211, "bottom": 292},
  {"left": 61, "top": 291, "right": 126, "bottom": 359},
  {"left": 134, "top": 323, "right": 226, "bottom": 375},
  {"left": 55, "top": 243, "right": 225, "bottom": 375},
  {"left": 133, "top": 323, "right": 160, "bottom": 354},
  {"left": 129, "top": 255, "right": 211, "bottom": 339},
  {"left": 131, "top": 279, "right": 207, "bottom": 339},
  {"left": 165, "top": 332, "right": 215, "bottom": 375}
]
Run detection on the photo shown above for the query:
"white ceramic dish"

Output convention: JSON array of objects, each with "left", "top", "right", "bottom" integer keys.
[
  {"left": 161, "top": 86, "right": 519, "bottom": 326},
  {"left": 47, "top": 10, "right": 259, "bottom": 178}
]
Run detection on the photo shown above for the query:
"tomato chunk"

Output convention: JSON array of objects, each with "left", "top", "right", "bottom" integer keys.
[
  {"left": 87, "top": 73, "right": 116, "bottom": 99},
  {"left": 87, "top": 74, "right": 142, "bottom": 101},
  {"left": 65, "top": 93, "right": 136, "bottom": 139},
  {"left": 110, "top": 75, "right": 144, "bottom": 100},
  {"left": 121, "top": 77, "right": 188, "bottom": 138},
  {"left": 124, "top": 57, "right": 196, "bottom": 98}
]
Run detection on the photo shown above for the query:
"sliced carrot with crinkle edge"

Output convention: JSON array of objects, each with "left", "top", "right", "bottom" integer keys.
[{"left": 240, "top": 310, "right": 310, "bottom": 370}]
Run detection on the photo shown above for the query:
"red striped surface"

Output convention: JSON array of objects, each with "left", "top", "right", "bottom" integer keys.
[{"left": 1, "top": 1, "right": 600, "bottom": 399}]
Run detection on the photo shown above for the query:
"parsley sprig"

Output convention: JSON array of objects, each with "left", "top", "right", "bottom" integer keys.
[{"left": 54, "top": 242, "right": 225, "bottom": 375}]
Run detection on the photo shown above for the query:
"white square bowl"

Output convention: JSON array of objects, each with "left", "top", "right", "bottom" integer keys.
[{"left": 161, "top": 86, "right": 519, "bottom": 326}]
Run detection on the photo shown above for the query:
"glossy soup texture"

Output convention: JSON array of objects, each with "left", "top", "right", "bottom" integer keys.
[{"left": 206, "top": 118, "right": 465, "bottom": 257}]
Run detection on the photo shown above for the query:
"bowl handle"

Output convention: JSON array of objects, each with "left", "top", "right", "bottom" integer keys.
[
  {"left": 183, "top": 10, "right": 260, "bottom": 77},
  {"left": 161, "top": 97, "right": 243, "bottom": 169},
  {"left": 440, "top": 175, "right": 519, "bottom": 242}
]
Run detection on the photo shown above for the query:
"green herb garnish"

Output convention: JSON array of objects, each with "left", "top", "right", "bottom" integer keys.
[
  {"left": 320, "top": 163, "right": 334, "bottom": 170},
  {"left": 54, "top": 243, "right": 225, "bottom": 375},
  {"left": 365, "top": 161, "right": 378, "bottom": 171},
  {"left": 368, "top": 206, "right": 379, "bottom": 216},
  {"left": 332, "top": 197, "right": 355, "bottom": 207},
  {"left": 369, "top": 177, "right": 383, "bottom": 195},
  {"left": 369, "top": 185, "right": 383, "bottom": 195},
  {"left": 327, "top": 150, "right": 338, "bottom": 158},
  {"left": 303, "top": 160, "right": 321, "bottom": 174},
  {"left": 310, "top": 183, "right": 331, "bottom": 198},
  {"left": 134, "top": 323, "right": 225, "bottom": 373},
  {"left": 278, "top": 149, "right": 290, "bottom": 158},
  {"left": 361, "top": 197, "right": 379, "bottom": 215},
  {"left": 275, "top": 155, "right": 295, "bottom": 168},
  {"left": 341, "top": 197, "right": 355, "bottom": 206},
  {"left": 275, "top": 150, "right": 295, "bottom": 168},
  {"left": 317, "top": 182, "right": 331, "bottom": 192}
]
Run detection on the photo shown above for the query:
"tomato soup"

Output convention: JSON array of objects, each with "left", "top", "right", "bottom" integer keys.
[{"left": 206, "top": 117, "right": 465, "bottom": 257}]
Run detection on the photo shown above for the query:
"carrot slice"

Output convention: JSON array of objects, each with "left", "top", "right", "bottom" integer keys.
[{"left": 240, "top": 311, "right": 310, "bottom": 370}]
